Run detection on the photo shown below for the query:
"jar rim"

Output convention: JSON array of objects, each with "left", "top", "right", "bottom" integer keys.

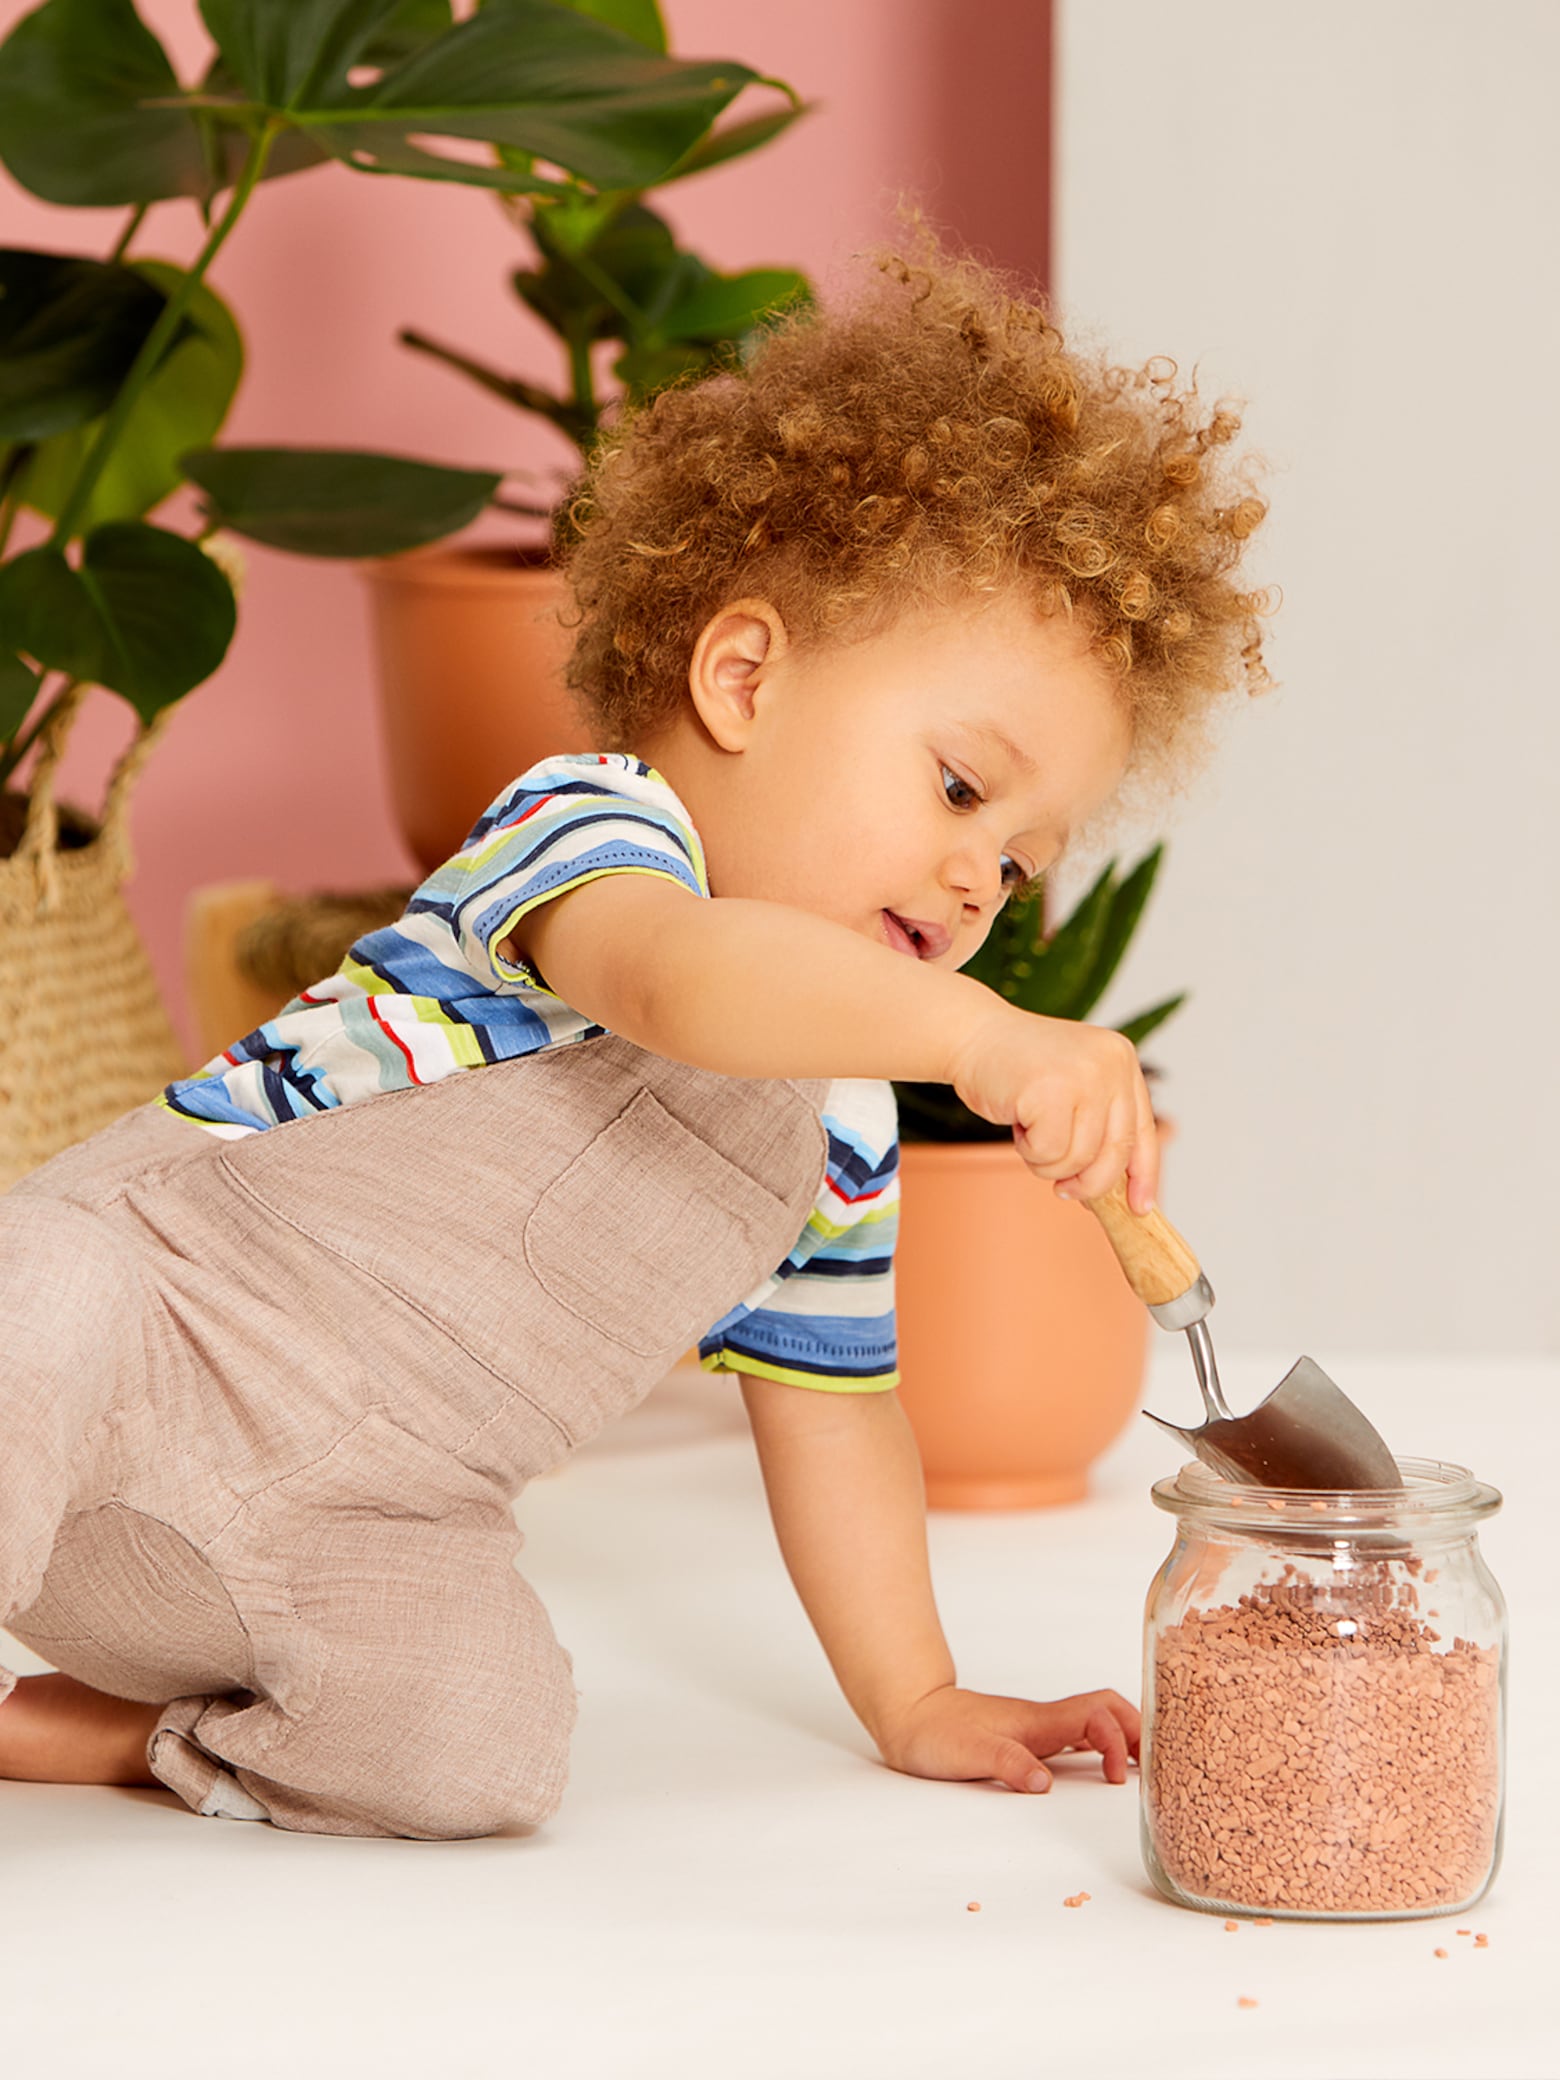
[{"left": 1151, "top": 1455, "right": 1502, "bottom": 1534}]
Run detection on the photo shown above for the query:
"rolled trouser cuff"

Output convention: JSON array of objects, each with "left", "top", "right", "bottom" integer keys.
[{"left": 148, "top": 1695, "right": 271, "bottom": 1822}]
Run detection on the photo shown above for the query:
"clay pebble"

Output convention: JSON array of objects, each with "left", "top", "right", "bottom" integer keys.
[
  {"left": 1147, "top": 1572, "right": 1499, "bottom": 1915},
  {"left": 966, "top": 1902, "right": 981, "bottom": 1913},
  {"left": 1063, "top": 1892, "right": 1091, "bottom": 1908}
]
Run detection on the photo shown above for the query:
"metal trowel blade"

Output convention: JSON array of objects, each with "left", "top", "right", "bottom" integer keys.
[
  {"left": 1141, "top": 1406, "right": 1271, "bottom": 1486},
  {"left": 1145, "top": 1354, "right": 1402, "bottom": 1490}
]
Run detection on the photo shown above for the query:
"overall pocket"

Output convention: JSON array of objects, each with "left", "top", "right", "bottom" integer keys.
[{"left": 523, "top": 1084, "right": 794, "bottom": 1357}]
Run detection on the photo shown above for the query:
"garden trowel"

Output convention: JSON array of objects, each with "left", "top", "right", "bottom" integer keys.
[{"left": 1081, "top": 1180, "right": 1402, "bottom": 1490}]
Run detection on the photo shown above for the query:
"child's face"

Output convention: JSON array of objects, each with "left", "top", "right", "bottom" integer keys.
[{"left": 638, "top": 586, "right": 1132, "bottom": 970}]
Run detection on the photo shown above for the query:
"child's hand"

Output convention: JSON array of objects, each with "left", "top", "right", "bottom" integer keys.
[
  {"left": 946, "top": 1000, "right": 1159, "bottom": 1212},
  {"left": 876, "top": 1682, "right": 1141, "bottom": 1792}
]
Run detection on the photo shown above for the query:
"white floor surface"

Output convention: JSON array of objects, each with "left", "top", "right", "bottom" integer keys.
[{"left": 2, "top": 1346, "right": 1554, "bottom": 2080}]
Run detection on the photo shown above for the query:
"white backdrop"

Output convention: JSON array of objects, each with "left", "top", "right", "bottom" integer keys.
[{"left": 1053, "top": 0, "right": 1558, "bottom": 1356}]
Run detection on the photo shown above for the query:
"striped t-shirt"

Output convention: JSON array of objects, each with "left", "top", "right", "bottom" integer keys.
[{"left": 160, "top": 752, "right": 900, "bottom": 1393}]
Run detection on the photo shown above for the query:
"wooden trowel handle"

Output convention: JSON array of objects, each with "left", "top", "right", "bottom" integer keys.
[{"left": 1082, "top": 1178, "right": 1202, "bottom": 1309}]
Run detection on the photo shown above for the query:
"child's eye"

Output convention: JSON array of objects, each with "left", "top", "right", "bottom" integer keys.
[
  {"left": 942, "top": 765, "right": 1032, "bottom": 897},
  {"left": 940, "top": 762, "right": 981, "bottom": 810}
]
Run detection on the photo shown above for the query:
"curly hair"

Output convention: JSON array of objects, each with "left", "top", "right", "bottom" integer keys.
[{"left": 555, "top": 208, "right": 1274, "bottom": 800}]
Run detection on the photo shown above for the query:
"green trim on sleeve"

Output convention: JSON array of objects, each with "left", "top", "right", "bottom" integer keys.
[{"left": 700, "top": 1350, "right": 900, "bottom": 1394}]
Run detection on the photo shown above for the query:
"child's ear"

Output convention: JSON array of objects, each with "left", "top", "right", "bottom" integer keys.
[{"left": 688, "top": 598, "right": 790, "bottom": 751}]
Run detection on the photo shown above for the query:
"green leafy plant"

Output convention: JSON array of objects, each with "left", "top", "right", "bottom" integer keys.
[
  {"left": 393, "top": 17, "right": 815, "bottom": 532},
  {"left": 0, "top": 0, "right": 807, "bottom": 799},
  {"left": 893, "top": 846, "right": 1188, "bottom": 1141}
]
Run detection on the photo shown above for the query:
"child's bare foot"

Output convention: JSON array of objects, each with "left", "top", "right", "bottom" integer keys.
[{"left": 0, "top": 1672, "right": 163, "bottom": 1786}]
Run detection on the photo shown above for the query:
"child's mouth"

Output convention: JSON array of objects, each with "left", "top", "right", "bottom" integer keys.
[
  {"left": 883, "top": 911, "right": 923, "bottom": 958},
  {"left": 884, "top": 912, "right": 953, "bottom": 959}
]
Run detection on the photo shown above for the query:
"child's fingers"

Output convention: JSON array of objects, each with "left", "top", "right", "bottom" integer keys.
[
  {"left": 1082, "top": 1690, "right": 1142, "bottom": 1765},
  {"left": 1090, "top": 1687, "right": 1143, "bottom": 1754},
  {"left": 1057, "top": 1093, "right": 1140, "bottom": 1205},
  {"left": 988, "top": 1737, "right": 1053, "bottom": 1795},
  {"left": 1085, "top": 1704, "right": 1133, "bottom": 1784},
  {"left": 1024, "top": 1690, "right": 1142, "bottom": 1768},
  {"left": 1127, "top": 1079, "right": 1160, "bottom": 1214},
  {"left": 1014, "top": 1099, "right": 1080, "bottom": 1178},
  {"left": 952, "top": 1690, "right": 1142, "bottom": 1791}
]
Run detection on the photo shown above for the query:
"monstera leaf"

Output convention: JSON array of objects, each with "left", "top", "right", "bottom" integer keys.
[
  {"left": 0, "top": 0, "right": 770, "bottom": 206},
  {"left": 0, "top": 0, "right": 804, "bottom": 759}
]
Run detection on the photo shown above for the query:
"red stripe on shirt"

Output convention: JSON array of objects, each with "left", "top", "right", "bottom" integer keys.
[
  {"left": 499, "top": 793, "right": 554, "bottom": 832},
  {"left": 367, "top": 995, "right": 422, "bottom": 1084},
  {"left": 834, "top": 1180, "right": 893, "bottom": 1205}
]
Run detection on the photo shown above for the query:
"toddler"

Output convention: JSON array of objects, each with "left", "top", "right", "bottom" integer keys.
[{"left": 0, "top": 222, "right": 1269, "bottom": 1838}]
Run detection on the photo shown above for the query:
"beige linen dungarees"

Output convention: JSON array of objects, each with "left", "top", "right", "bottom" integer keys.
[{"left": 0, "top": 1033, "right": 829, "bottom": 1839}]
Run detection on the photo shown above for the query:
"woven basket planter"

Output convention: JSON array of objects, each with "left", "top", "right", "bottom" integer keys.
[{"left": 0, "top": 688, "right": 187, "bottom": 1195}]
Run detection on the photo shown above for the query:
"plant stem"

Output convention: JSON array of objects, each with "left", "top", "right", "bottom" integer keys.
[
  {"left": 51, "top": 121, "right": 280, "bottom": 547},
  {"left": 110, "top": 203, "right": 149, "bottom": 263},
  {"left": 0, "top": 675, "right": 78, "bottom": 793},
  {"left": 397, "top": 327, "right": 594, "bottom": 449},
  {"left": 398, "top": 328, "right": 549, "bottom": 410}
]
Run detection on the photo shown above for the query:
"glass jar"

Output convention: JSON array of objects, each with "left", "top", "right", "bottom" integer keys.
[{"left": 1140, "top": 1458, "right": 1506, "bottom": 1922}]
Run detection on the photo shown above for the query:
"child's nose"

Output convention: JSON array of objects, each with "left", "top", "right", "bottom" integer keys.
[{"left": 948, "top": 845, "right": 1007, "bottom": 909}]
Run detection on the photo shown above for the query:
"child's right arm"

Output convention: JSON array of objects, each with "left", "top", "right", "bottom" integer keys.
[{"left": 511, "top": 874, "right": 1159, "bottom": 1209}]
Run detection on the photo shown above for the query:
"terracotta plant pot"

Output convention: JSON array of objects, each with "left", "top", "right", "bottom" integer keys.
[
  {"left": 893, "top": 1123, "right": 1174, "bottom": 1509},
  {"left": 360, "top": 546, "right": 594, "bottom": 874}
]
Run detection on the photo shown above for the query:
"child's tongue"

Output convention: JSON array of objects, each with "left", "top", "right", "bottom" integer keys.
[{"left": 884, "top": 911, "right": 918, "bottom": 956}]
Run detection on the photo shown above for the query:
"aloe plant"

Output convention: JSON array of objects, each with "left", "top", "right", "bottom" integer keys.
[
  {"left": 893, "top": 846, "right": 1187, "bottom": 1141},
  {"left": 0, "top": 0, "right": 807, "bottom": 794}
]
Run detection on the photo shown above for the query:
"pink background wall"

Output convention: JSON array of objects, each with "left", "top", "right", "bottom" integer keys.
[{"left": 0, "top": 0, "right": 1049, "bottom": 1060}]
